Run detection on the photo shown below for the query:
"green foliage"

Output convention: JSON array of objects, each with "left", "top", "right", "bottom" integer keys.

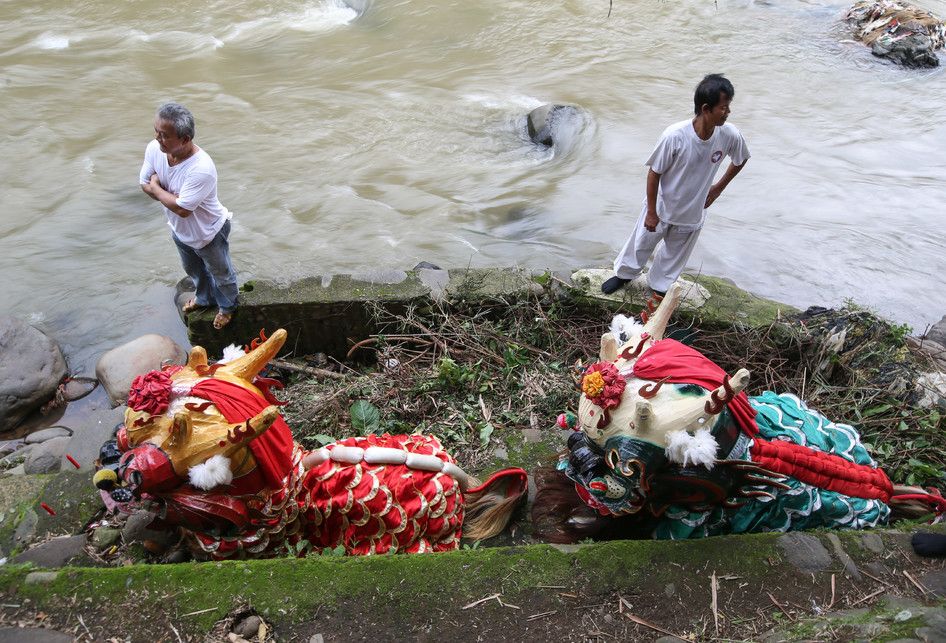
[
  {"left": 286, "top": 538, "right": 311, "bottom": 557},
  {"left": 859, "top": 404, "right": 945, "bottom": 487},
  {"left": 350, "top": 400, "right": 381, "bottom": 433},
  {"left": 888, "top": 322, "right": 912, "bottom": 343},
  {"left": 318, "top": 544, "right": 347, "bottom": 557},
  {"left": 501, "top": 344, "right": 529, "bottom": 377},
  {"left": 436, "top": 357, "right": 477, "bottom": 389},
  {"left": 478, "top": 421, "right": 494, "bottom": 449}
]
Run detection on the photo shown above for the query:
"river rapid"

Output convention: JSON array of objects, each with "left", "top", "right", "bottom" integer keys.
[{"left": 1, "top": 0, "right": 944, "bottom": 373}]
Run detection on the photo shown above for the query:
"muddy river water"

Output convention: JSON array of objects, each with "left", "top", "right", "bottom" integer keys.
[{"left": 1, "top": 0, "right": 944, "bottom": 372}]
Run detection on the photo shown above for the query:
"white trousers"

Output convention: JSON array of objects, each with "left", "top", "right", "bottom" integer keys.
[{"left": 612, "top": 209, "right": 702, "bottom": 293}]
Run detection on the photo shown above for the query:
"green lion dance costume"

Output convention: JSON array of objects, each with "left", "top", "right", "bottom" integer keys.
[{"left": 533, "top": 284, "right": 944, "bottom": 542}]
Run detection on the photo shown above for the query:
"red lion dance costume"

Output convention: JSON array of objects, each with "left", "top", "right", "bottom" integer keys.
[{"left": 93, "top": 329, "right": 526, "bottom": 559}]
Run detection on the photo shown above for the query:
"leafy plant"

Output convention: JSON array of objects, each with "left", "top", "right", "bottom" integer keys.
[
  {"left": 319, "top": 544, "right": 347, "bottom": 557},
  {"left": 286, "top": 538, "right": 311, "bottom": 557},
  {"left": 478, "top": 422, "right": 495, "bottom": 449},
  {"left": 436, "top": 357, "right": 477, "bottom": 389},
  {"left": 350, "top": 400, "right": 380, "bottom": 433}
]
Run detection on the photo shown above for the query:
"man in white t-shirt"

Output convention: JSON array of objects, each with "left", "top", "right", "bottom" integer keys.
[
  {"left": 140, "top": 102, "right": 238, "bottom": 330},
  {"left": 601, "top": 74, "right": 750, "bottom": 297}
]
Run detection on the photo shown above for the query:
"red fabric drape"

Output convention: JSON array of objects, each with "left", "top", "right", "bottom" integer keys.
[
  {"left": 191, "top": 378, "right": 294, "bottom": 491},
  {"left": 632, "top": 339, "right": 759, "bottom": 437},
  {"left": 751, "top": 439, "right": 893, "bottom": 501}
]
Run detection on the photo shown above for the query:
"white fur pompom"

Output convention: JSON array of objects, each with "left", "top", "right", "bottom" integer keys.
[
  {"left": 684, "top": 428, "right": 718, "bottom": 470},
  {"left": 610, "top": 314, "right": 645, "bottom": 345},
  {"left": 665, "top": 428, "right": 719, "bottom": 470},
  {"left": 219, "top": 344, "right": 246, "bottom": 364},
  {"left": 188, "top": 455, "right": 233, "bottom": 490},
  {"left": 665, "top": 430, "right": 692, "bottom": 465}
]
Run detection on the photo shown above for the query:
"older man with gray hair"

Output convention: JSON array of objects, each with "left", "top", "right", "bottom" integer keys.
[{"left": 140, "top": 102, "right": 238, "bottom": 330}]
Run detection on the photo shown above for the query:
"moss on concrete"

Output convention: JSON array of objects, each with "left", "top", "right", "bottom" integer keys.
[
  {"left": 242, "top": 273, "right": 429, "bottom": 305},
  {"left": 0, "top": 533, "right": 785, "bottom": 633},
  {"left": 186, "top": 267, "right": 801, "bottom": 363},
  {"left": 4, "top": 529, "right": 942, "bottom": 640},
  {"left": 185, "top": 273, "right": 432, "bottom": 358},
  {"left": 444, "top": 268, "right": 540, "bottom": 300},
  {"left": 488, "top": 428, "right": 565, "bottom": 473},
  {"left": 0, "top": 475, "right": 50, "bottom": 555},
  {"left": 681, "top": 273, "right": 798, "bottom": 329},
  {"left": 775, "top": 599, "right": 945, "bottom": 642},
  {"left": 31, "top": 471, "right": 102, "bottom": 542}
]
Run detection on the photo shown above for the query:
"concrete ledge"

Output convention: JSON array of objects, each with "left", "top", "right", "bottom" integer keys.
[
  {"left": 182, "top": 268, "right": 547, "bottom": 359},
  {"left": 182, "top": 267, "right": 798, "bottom": 360},
  {"left": 1, "top": 528, "right": 943, "bottom": 640}
]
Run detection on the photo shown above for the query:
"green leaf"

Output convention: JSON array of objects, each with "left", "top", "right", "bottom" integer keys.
[
  {"left": 311, "top": 434, "right": 336, "bottom": 446},
  {"left": 479, "top": 422, "right": 495, "bottom": 449},
  {"left": 350, "top": 400, "right": 381, "bottom": 433},
  {"left": 861, "top": 404, "right": 892, "bottom": 418}
]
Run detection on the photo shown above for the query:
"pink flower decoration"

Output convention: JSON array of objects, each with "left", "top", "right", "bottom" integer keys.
[
  {"left": 581, "top": 362, "right": 626, "bottom": 410},
  {"left": 128, "top": 370, "right": 172, "bottom": 416}
]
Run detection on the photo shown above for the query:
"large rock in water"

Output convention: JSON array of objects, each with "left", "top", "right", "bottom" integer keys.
[
  {"left": 527, "top": 104, "right": 581, "bottom": 146},
  {"left": 0, "top": 316, "right": 67, "bottom": 431},
  {"left": 95, "top": 334, "right": 187, "bottom": 406},
  {"left": 845, "top": 0, "right": 944, "bottom": 68}
]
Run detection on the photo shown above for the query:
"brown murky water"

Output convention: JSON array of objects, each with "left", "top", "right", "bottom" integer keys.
[{"left": 1, "top": 0, "right": 944, "bottom": 371}]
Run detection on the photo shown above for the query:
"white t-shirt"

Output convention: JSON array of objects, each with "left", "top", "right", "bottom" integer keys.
[
  {"left": 645, "top": 120, "right": 750, "bottom": 229},
  {"left": 139, "top": 139, "right": 232, "bottom": 249}
]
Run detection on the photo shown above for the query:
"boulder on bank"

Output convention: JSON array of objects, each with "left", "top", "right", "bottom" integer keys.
[
  {"left": 527, "top": 104, "right": 581, "bottom": 146},
  {"left": 95, "top": 334, "right": 186, "bottom": 406},
  {"left": 927, "top": 314, "right": 946, "bottom": 346},
  {"left": 0, "top": 316, "right": 67, "bottom": 431},
  {"left": 24, "top": 435, "right": 71, "bottom": 474}
]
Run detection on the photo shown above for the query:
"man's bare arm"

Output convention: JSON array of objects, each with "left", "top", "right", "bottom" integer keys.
[
  {"left": 141, "top": 184, "right": 159, "bottom": 202},
  {"left": 142, "top": 174, "right": 192, "bottom": 218},
  {"left": 644, "top": 168, "right": 661, "bottom": 231},
  {"left": 704, "top": 159, "right": 747, "bottom": 209}
]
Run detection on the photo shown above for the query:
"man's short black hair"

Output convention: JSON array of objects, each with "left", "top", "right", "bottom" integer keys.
[{"left": 694, "top": 74, "right": 735, "bottom": 116}]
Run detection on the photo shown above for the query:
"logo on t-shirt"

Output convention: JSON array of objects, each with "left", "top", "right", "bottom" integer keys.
[{"left": 711, "top": 150, "right": 723, "bottom": 163}]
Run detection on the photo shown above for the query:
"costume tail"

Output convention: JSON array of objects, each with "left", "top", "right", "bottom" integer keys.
[
  {"left": 530, "top": 466, "right": 615, "bottom": 543},
  {"left": 461, "top": 468, "right": 528, "bottom": 541}
]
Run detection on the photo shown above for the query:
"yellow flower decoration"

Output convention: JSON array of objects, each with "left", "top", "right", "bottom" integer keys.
[{"left": 582, "top": 371, "right": 605, "bottom": 398}]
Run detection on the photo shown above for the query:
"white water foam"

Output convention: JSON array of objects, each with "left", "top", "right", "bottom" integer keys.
[
  {"left": 33, "top": 33, "right": 70, "bottom": 50},
  {"left": 461, "top": 93, "right": 545, "bottom": 111},
  {"left": 447, "top": 234, "right": 479, "bottom": 253},
  {"left": 224, "top": 0, "right": 357, "bottom": 42},
  {"left": 127, "top": 29, "right": 224, "bottom": 51}
]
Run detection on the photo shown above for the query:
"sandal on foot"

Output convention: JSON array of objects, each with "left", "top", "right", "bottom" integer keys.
[
  {"left": 181, "top": 299, "right": 210, "bottom": 314},
  {"left": 213, "top": 310, "right": 233, "bottom": 330}
]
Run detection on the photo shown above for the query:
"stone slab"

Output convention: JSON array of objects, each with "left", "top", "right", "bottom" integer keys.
[
  {"left": 0, "top": 627, "right": 72, "bottom": 643},
  {"left": 12, "top": 534, "right": 89, "bottom": 568},
  {"left": 777, "top": 532, "right": 832, "bottom": 573}
]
